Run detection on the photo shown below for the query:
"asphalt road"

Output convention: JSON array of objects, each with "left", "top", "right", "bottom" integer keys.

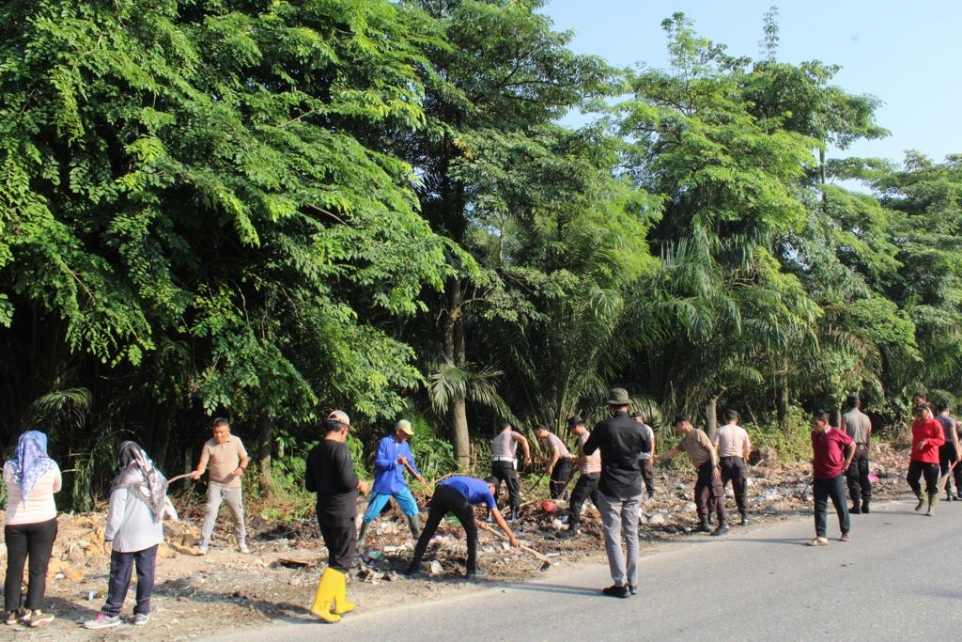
[{"left": 207, "top": 499, "right": 962, "bottom": 642}]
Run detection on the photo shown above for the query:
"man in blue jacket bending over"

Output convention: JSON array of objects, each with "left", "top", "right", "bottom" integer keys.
[{"left": 357, "top": 419, "right": 425, "bottom": 544}]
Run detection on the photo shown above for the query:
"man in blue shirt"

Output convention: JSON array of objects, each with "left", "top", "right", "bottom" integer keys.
[
  {"left": 357, "top": 420, "right": 425, "bottom": 545},
  {"left": 406, "top": 476, "right": 519, "bottom": 580}
]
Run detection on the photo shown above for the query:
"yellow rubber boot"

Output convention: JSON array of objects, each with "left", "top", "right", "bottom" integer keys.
[
  {"left": 331, "top": 568, "right": 355, "bottom": 615},
  {"left": 310, "top": 568, "right": 341, "bottom": 623}
]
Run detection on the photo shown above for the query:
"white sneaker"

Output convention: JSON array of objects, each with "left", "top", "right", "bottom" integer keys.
[
  {"left": 197, "top": 544, "right": 208, "bottom": 556},
  {"left": 134, "top": 613, "right": 150, "bottom": 626},
  {"left": 239, "top": 542, "right": 250, "bottom": 554}
]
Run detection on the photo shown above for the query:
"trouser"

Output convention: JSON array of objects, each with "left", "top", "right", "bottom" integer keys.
[
  {"left": 719, "top": 456, "right": 748, "bottom": 517},
  {"left": 695, "top": 462, "right": 727, "bottom": 524},
  {"left": 567, "top": 473, "right": 601, "bottom": 527},
  {"left": 813, "top": 474, "right": 850, "bottom": 538},
  {"left": 846, "top": 444, "right": 872, "bottom": 503},
  {"left": 639, "top": 457, "right": 655, "bottom": 495},
  {"left": 362, "top": 487, "right": 420, "bottom": 522},
  {"left": 550, "top": 459, "right": 574, "bottom": 500},
  {"left": 200, "top": 483, "right": 247, "bottom": 546},
  {"left": 938, "top": 444, "right": 961, "bottom": 495},
  {"left": 491, "top": 461, "right": 522, "bottom": 510},
  {"left": 317, "top": 507, "right": 357, "bottom": 572},
  {"left": 409, "top": 485, "right": 478, "bottom": 573},
  {"left": 101, "top": 545, "right": 158, "bottom": 617},
  {"left": 907, "top": 460, "right": 940, "bottom": 496},
  {"left": 596, "top": 492, "right": 641, "bottom": 588},
  {"left": 4, "top": 517, "right": 58, "bottom": 612}
]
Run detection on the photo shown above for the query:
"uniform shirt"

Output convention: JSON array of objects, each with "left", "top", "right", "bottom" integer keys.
[
  {"left": 439, "top": 476, "right": 497, "bottom": 508},
  {"left": 372, "top": 434, "right": 421, "bottom": 495},
  {"left": 714, "top": 423, "right": 751, "bottom": 459},
  {"left": 583, "top": 410, "right": 648, "bottom": 498},
  {"left": 636, "top": 423, "right": 654, "bottom": 460},
  {"left": 678, "top": 429, "right": 716, "bottom": 468},
  {"left": 492, "top": 431, "right": 521, "bottom": 458},
  {"left": 841, "top": 408, "right": 872, "bottom": 444},
  {"left": 2, "top": 462, "right": 61, "bottom": 526},
  {"left": 911, "top": 417, "right": 945, "bottom": 464},
  {"left": 306, "top": 440, "right": 359, "bottom": 517},
  {"left": 198, "top": 436, "right": 248, "bottom": 488},
  {"left": 544, "top": 432, "right": 570, "bottom": 458},
  {"left": 577, "top": 432, "right": 602, "bottom": 475},
  {"left": 811, "top": 427, "right": 853, "bottom": 479}
]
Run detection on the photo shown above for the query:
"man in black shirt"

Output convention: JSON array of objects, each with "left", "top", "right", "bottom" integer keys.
[
  {"left": 583, "top": 388, "right": 649, "bottom": 598},
  {"left": 305, "top": 410, "right": 368, "bottom": 623}
]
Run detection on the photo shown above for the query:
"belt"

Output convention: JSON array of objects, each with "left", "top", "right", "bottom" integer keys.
[{"left": 492, "top": 456, "right": 515, "bottom": 462}]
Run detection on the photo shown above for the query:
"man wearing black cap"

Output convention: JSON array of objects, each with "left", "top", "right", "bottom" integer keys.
[
  {"left": 583, "top": 388, "right": 649, "bottom": 598},
  {"left": 560, "top": 416, "right": 602, "bottom": 538},
  {"left": 406, "top": 476, "right": 519, "bottom": 580}
]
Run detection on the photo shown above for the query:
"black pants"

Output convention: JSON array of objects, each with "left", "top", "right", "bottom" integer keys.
[
  {"left": 317, "top": 507, "right": 357, "bottom": 572},
  {"left": 695, "top": 462, "right": 726, "bottom": 523},
  {"left": 567, "top": 473, "right": 601, "bottom": 527},
  {"left": 907, "top": 460, "right": 940, "bottom": 496},
  {"left": 938, "top": 444, "right": 962, "bottom": 495},
  {"left": 491, "top": 461, "right": 522, "bottom": 510},
  {"left": 102, "top": 545, "right": 158, "bottom": 618},
  {"left": 409, "top": 485, "right": 478, "bottom": 574},
  {"left": 640, "top": 458, "right": 655, "bottom": 496},
  {"left": 846, "top": 444, "right": 871, "bottom": 503},
  {"left": 719, "top": 456, "right": 748, "bottom": 517},
  {"left": 4, "top": 517, "right": 58, "bottom": 612},
  {"left": 813, "top": 474, "right": 850, "bottom": 538},
  {"left": 550, "top": 459, "right": 574, "bottom": 500}
]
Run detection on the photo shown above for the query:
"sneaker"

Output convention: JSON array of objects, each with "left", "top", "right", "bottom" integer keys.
[
  {"left": 26, "top": 610, "right": 54, "bottom": 628},
  {"left": 807, "top": 537, "right": 830, "bottom": 547},
  {"left": 239, "top": 542, "right": 251, "bottom": 554},
  {"left": 134, "top": 613, "right": 150, "bottom": 626},
  {"left": 84, "top": 613, "right": 121, "bottom": 629},
  {"left": 628, "top": 585, "right": 638, "bottom": 596},
  {"left": 197, "top": 544, "right": 208, "bottom": 556},
  {"left": 839, "top": 533, "right": 851, "bottom": 542},
  {"left": 602, "top": 584, "right": 630, "bottom": 599},
  {"left": 5, "top": 610, "right": 23, "bottom": 626},
  {"left": 739, "top": 515, "right": 749, "bottom": 526}
]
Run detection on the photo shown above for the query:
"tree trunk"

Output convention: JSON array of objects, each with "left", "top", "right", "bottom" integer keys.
[
  {"left": 256, "top": 413, "right": 276, "bottom": 497},
  {"left": 705, "top": 397, "right": 718, "bottom": 439},
  {"left": 444, "top": 277, "right": 471, "bottom": 469}
]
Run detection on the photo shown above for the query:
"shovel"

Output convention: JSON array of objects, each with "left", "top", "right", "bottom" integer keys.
[{"left": 475, "top": 519, "right": 552, "bottom": 571}]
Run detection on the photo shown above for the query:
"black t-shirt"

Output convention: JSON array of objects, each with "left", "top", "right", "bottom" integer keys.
[
  {"left": 306, "top": 439, "right": 358, "bottom": 516},
  {"left": 583, "top": 410, "right": 649, "bottom": 498}
]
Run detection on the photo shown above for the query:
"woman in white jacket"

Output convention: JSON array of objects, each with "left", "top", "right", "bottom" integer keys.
[
  {"left": 3, "top": 431, "right": 61, "bottom": 628},
  {"left": 84, "top": 441, "right": 172, "bottom": 629}
]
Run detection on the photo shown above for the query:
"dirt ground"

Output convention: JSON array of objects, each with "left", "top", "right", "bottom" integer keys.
[{"left": 0, "top": 443, "right": 916, "bottom": 641}]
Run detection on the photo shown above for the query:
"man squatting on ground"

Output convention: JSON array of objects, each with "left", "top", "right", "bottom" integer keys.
[
  {"left": 560, "top": 415, "right": 602, "bottom": 538},
  {"left": 908, "top": 402, "right": 945, "bottom": 516},
  {"left": 713, "top": 409, "right": 751, "bottom": 526},
  {"left": 808, "top": 410, "right": 855, "bottom": 546},
  {"left": 583, "top": 387, "right": 649, "bottom": 598},
  {"left": 490, "top": 423, "right": 532, "bottom": 520},
  {"left": 631, "top": 413, "right": 656, "bottom": 499},
  {"left": 357, "top": 419, "right": 424, "bottom": 544},
  {"left": 534, "top": 425, "right": 574, "bottom": 500},
  {"left": 840, "top": 394, "right": 872, "bottom": 514},
  {"left": 935, "top": 404, "right": 962, "bottom": 501},
  {"left": 191, "top": 418, "right": 250, "bottom": 555},
  {"left": 305, "top": 410, "right": 368, "bottom": 623},
  {"left": 406, "top": 476, "right": 519, "bottom": 579},
  {"left": 657, "top": 415, "right": 730, "bottom": 536}
]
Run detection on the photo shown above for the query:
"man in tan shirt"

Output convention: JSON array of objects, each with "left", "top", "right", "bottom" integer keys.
[
  {"left": 191, "top": 417, "right": 250, "bottom": 554},
  {"left": 657, "top": 415, "right": 729, "bottom": 536},
  {"left": 560, "top": 416, "right": 603, "bottom": 538},
  {"left": 713, "top": 409, "right": 751, "bottom": 526},
  {"left": 840, "top": 395, "right": 873, "bottom": 513}
]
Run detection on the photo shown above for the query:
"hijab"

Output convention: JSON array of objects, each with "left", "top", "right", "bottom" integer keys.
[
  {"left": 110, "top": 441, "right": 169, "bottom": 522},
  {"left": 9, "top": 431, "right": 57, "bottom": 502}
]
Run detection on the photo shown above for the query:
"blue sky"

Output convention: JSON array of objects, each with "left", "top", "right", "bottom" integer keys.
[{"left": 542, "top": 0, "right": 961, "bottom": 166}]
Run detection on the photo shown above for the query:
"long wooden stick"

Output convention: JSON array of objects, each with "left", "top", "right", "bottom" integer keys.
[
  {"left": 167, "top": 473, "right": 194, "bottom": 484},
  {"left": 475, "top": 519, "right": 551, "bottom": 566}
]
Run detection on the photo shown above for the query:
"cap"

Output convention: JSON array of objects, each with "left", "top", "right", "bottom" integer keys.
[
  {"left": 396, "top": 419, "right": 414, "bottom": 436},
  {"left": 327, "top": 410, "right": 351, "bottom": 426},
  {"left": 566, "top": 415, "right": 585, "bottom": 427}
]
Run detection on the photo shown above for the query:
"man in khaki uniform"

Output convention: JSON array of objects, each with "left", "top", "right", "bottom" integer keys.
[
  {"left": 191, "top": 417, "right": 250, "bottom": 554},
  {"left": 840, "top": 395, "right": 872, "bottom": 514}
]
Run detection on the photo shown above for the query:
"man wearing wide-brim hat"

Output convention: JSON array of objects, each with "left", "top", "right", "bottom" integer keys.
[
  {"left": 583, "top": 388, "right": 650, "bottom": 598},
  {"left": 357, "top": 419, "right": 425, "bottom": 545}
]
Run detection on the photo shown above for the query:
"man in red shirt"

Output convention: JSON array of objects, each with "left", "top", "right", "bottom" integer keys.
[
  {"left": 908, "top": 402, "right": 945, "bottom": 516},
  {"left": 808, "top": 410, "right": 855, "bottom": 546}
]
